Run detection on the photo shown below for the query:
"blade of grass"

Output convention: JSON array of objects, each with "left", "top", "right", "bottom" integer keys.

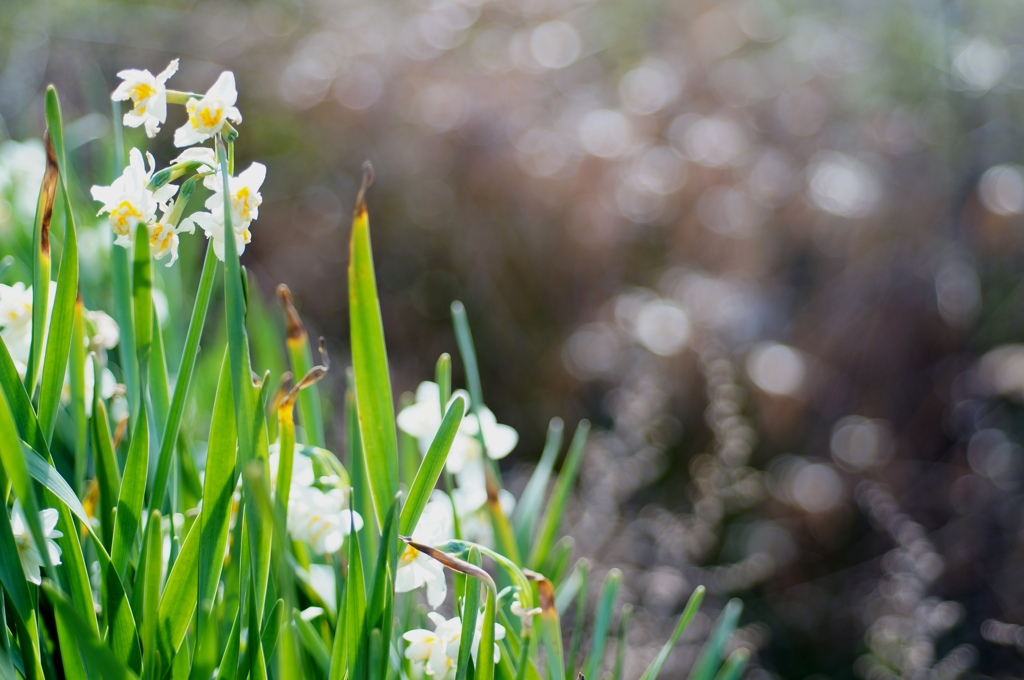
[
  {"left": 527, "top": 421, "right": 590, "bottom": 571},
  {"left": 581, "top": 568, "right": 621, "bottom": 680},
  {"left": 712, "top": 649, "right": 749, "bottom": 680},
  {"left": 512, "top": 418, "right": 563, "bottom": 557},
  {"left": 399, "top": 394, "right": 466, "bottom": 536},
  {"left": 111, "top": 406, "right": 149, "bottom": 579},
  {"left": 92, "top": 376, "right": 119, "bottom": 551},
  {"left": 348, "top": 163, "right": 398, "bottom": 527},
  {"left": 293, "top": 609, "right": 331, "bottom": 674},
  {"left": 43, "top": 584, "right": 139, "bottom": 680},
  {"left": 454, "top": 548, "right": 483, "bottom": 680},
  {"left": 150, "top": 241, "right": 217, "bottom": 513},
  {"left": 686, "top": 599, "right": 742, "bottom": 680},
  {"left": 69, "top": 297, "right": 87, "bottom": 494},
  {"left": 638, "top": 586, "right": 705, "bottom": 680},
  {"left": 137, "top": 509, "right": 163, "bottom": 678}
]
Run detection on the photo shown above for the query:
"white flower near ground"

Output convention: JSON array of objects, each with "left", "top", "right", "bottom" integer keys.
[
  {"left": 397, "top": 382, "right": 518, "bottom": 473},
  {"left": 184, "top": 162, "right": 265, "bottom": 261},
  {"left": 111, "top": 59, "right": 179, "bottom": 138},
  {"left": 287, "top": 487, "right": 363, "bottom": 555},
  {"left": 91, "top": 148, "right": 177, "bottom": 248},
  {"left": 0, "top": 282, "right": 34, "bottom": 367},
  {"left": 85, "top": 310, "right": 119, "bottom": 353},
  {"left": 403, "top": 612, "right": 462, "bottom": 679},
  {"left": 174, "top": 71, "right": 242, "bottom": 148},
  {"left": 464, "top": 407, "right": 519, "bottom": 460},
  {"left": 395, "top": 496, "right": 453, "bottom": 608},
  {"left": 397, "top": 382, "right": 481, "bottom": 473},
  {"left": 10, "top": 501, "right": 63, "bottom": 585},
  {"left": 403, "top": 611, "right": 506, "bottom": 679},
  {"left": 267, "top": 443, "right": 317, "bottom": 492}
]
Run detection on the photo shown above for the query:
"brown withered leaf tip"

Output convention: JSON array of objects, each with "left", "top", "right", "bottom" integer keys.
[
  {"left": 39, "top": 131, "right": 59, "bottom": 256},
  {"left": 400, "top": 535, "right": 496, "bottom": 590},
  {"left": 523, "top": 568, "right": 557, "bottom": 612},
  {"left": 277, "top": 284, "right": 307, "bottom": 341},
  {"left": 282, "top": 338, "right": 330, "bottom": 408},
  {"left": 354, "top": 160, "right": 374, "bottom": 218}
]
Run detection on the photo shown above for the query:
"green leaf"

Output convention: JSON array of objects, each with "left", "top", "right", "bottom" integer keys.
[
  {"left": 132, "top": 221, "right": 153, "bottom": 381},
  {"left": 454, "top": 548, "right": 482, "bottom": 680},
  {"left": 564, "top": 561, "right": 589, "bottom": 676},
  {"left": 513, "top": 418, "right": 563, "bottom": 558},
  {"left": 294, "top": 610, "right": 331, "bottom": 674},
  {"left": 137, "top": 509, "right": 163, "bottom": 675},
  {"left": 69, "top": 299, "right": 87, "bottom": 494},
  {"left": 43, "top": 583, "right": 140, "bottom": 680},
  {"left": 712, "top": 649, "right": 750, "bottom": 680},
  {"left": 399, "top": 394, "right": 466, "bottom": 536},
  {"left": 92, "top": 381, "right": 120, "bottom": 551},
  {"left": 36, "top": 174, "right": 77, "bottom": 444},
  {"left": 111, "top": 407, "right": 149, "bottom": 579},
  {"left": 348, "top": 167, "right": 398, "bottom": 527},
  {"left": 150, "top": 242, "right": 217, "bottom": 513},
  {"left": 476, "top": 585, "right": 498, "bottom": 680},
  {"left": 24, "top": 101, "right": 58, "bottom": 398},
  {"left": 686, "top": 599, "right": 742, "bottom": 680},
  {"left": 156, "top": 358, "right": 242, "bottom": 670},
  {"left": 364, "top": 496, "right": 400, "bottom": 680},
  {"left": 582, "top": 568, "right": 621, "bottom": 680},
  {"left": 527, "top": 421, "right": 590, "bottom": 571},
  {"left": 639, "top": 586, "right": 705, "bottom": 680}
]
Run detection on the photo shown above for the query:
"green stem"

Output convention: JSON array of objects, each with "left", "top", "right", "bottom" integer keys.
[{"left": 149, "top": 241, "right": 218, "bottom": 512}]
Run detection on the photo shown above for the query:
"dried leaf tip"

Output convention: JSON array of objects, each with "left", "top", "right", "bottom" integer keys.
[
  {"left": 277, "top": 284, "right": 306, "bottom": 341},
  {"left": 39, "top": 131, "right": 60, "bottom": 257},
  {"left": 354, "top": 160, "right": 375, "bottom": 218}
]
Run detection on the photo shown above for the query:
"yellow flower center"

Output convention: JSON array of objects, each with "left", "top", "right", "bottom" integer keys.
[
  {"left": 130, "top": 82, "right": 156, "bottom": 104},
  {"left": 400, "top": 544, "right": 419, "bottom": 566},
  {"left": 111, "top": 200, "right": 143, "bottom": 234},
  {"left": 189, "top": 100, "right": 225, "bottom": 130}
]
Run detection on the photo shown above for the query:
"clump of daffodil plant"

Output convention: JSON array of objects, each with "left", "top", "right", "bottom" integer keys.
[{"left": 0, "top": 63, "right": 750, "bottom": 680}]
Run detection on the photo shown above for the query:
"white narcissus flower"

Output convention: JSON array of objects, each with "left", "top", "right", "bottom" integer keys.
[
  {"left": 111, "top": 59, "right": 179, "bottom": 138},
  {"left": 397, "top": 382, "right": 481, "bottom": 474},
  {"left": 403, "top": 612, "right": 462, "bottom": 680},
  {"left": 463, "top": 406, "right": 519, "bottom": 461},
  {"left": 287, "top": 487, "right": 363, "bottom": 555},
  {"left": 184, "top": 162, "right": 266, "bottom": 261},
  {"left": 148, "top": 204, "right": 194, "bottom": 267},
  {"left": 397, "top": 382, "right": 519, "bottom": 475},
  {"left": 0, "top": 282, "right": 34, "bottom": 366},
  {"left": 267, "top": 443, "right": 317, "bottom": 492},
  {"left": 174, "top": 71, "right": 242, "bottom": 148},
  {"left": 10, "top": 501, "right": 63, "bottom": 585},
  {"left": 90, "top": 148, "right": 177, "bottom": 248},
  {"left": 85, "top": 310, "right": 120, "bottom": 353},
  {"left": 170, "top": 147, "right": 218, "bottom": 170},
  {"left": 403, "top": 611, "right": 506, "bottom": 679},
  {"left": 395, "top": 496, "right": 453, "bottom": 608}
]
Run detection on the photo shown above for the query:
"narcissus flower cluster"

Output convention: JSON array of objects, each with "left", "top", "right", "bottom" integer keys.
[{"left": 92, "top": 62, "right": 265, "bottom": 265}]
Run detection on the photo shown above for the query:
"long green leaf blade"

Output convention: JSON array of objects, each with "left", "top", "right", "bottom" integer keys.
[
  {"left": 399, "top": 394, "right": 466, "bottom": 536},
  {"left": 348, "top": 166, "right": 398, "bottom": 527},
  {"left": 639, "top": 586, "right": 705, "bottom": 680}
]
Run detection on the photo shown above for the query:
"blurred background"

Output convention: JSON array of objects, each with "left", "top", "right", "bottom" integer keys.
[{"left": 3, "top": 0, "right": 1024, "bottom": 676}]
